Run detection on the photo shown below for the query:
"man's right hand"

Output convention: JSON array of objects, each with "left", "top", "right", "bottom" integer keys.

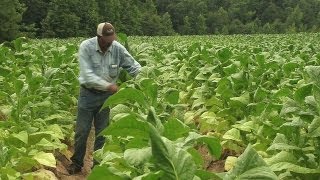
[{"left": 107, "top": 84, "right": 119, "bottom": 93}]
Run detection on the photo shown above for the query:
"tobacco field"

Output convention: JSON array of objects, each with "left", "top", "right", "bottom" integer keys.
[{"left": 1, "top": 33, "right": 320, "bottom": 179}]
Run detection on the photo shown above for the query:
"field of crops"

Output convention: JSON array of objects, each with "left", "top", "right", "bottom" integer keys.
[{"left": 1, "top": 33, "right": 320, "bottom": 179}]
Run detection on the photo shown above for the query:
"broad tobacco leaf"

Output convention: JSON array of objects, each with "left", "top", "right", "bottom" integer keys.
[
  {"left": 224, "top": 144, "right": 278, "bottom": 180},
  {"left": 148, "top": 123, "right": 196, "bottom": 180},
  {"left": 102, "top": 87, "right": 148, "bottom": 110},
  {"left": 33, "top": 152, "right": 56, "bottom": 168}
]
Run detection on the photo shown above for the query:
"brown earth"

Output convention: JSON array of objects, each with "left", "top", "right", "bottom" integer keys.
[
  {"left": 54, "top": 127, "right": 95, "bottom": 180},
  {"left": 50, "top": 128, "right": 235, "bottom": 179},
  {"left": 197, "top": 145, "right": 238, "bottom": 173}
]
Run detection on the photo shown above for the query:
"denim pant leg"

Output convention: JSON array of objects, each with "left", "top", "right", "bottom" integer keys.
[
  {"left": 71, "top": 87, "right": 112, "bottom": 167},
  {"left": 71, "top": 106, "right": 94, "bottom": 167},
  {"left": 93, "top": 106, "right": 110, "bottom": 151}
]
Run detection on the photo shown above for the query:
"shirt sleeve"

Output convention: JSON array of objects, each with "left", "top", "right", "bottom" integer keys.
[
  {"left": 120, "top": 48, "right": 141, "bottom": 77},
  {"left": 79, "top": 43, "right": 111, "bottom": 90}
]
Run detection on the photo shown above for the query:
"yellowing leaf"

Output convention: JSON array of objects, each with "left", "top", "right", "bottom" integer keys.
[
  {"left": 33, "top": 152, "right": 56, "bottom": 168},
  {"left": 225, "top": 156, "right": 238, "bottom": 171}
]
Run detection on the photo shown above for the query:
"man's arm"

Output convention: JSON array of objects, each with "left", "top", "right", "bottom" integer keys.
[
  {"left": 79, "top": 43, "right": 112, "bottom": 91},
  {"left": 119, "top": 48, "right": 141, "bottom": 77}
]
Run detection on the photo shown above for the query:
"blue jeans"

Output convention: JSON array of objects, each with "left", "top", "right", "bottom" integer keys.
[{"left": 71, "top": 87, "right": 112, "bottom": 167}]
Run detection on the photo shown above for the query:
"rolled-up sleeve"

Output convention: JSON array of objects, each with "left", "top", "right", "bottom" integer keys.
[
  {"left": 120, "top": 49, "right": 141, "bottom": 77},
  {"left": 79, "top": 43, "right": 111, "bottom": 90}
]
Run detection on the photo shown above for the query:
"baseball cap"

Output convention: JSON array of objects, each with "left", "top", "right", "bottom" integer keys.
[{"left": 97, "top": 22, "right": 115, "bottom": 36}]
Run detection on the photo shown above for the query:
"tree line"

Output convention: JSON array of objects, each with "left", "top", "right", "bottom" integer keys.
[{"left": 1, "top": 0, "right": 320, "bottom": 42}]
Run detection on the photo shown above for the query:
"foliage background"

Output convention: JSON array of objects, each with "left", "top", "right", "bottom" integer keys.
[{"left": 1, "top": 0, "right": 320, "bottom": 42}]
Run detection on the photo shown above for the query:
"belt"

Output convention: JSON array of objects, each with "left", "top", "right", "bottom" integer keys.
[{"left": 81, "top": 85, "right": 107, "bottom": 94}]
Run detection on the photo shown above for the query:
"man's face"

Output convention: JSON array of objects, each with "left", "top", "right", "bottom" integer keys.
[
  {"left": 99, "top": 23, "right": 116, "bottom": 48},
  {"left": 100, "top": 34, "right": 116, "bottom": 48}
]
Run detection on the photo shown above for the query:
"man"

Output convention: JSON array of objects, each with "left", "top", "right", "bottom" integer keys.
[{"left": 67, "top": 22, "right": 141, "bottom": 174}]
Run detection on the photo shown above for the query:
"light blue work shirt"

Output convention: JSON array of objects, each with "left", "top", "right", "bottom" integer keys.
[{"left": 78, "top": 37, "right": 141, "bottom": 91}]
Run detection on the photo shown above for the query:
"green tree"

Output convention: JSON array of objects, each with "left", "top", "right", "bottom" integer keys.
[
  {"left": 195, "top": 14, "right": 207, "bottom": 35},
  {"left": 207, "top": 7, "right": 229, "bottom": 34},
  {"left": 261, "top": 2, "right": 282, "bottom": 24},
  {"left": 285, "top": 5, "right": 303, "bottom": 32},
  {"left": 96, "top": 0, "right": 121, "bottom": 30},
  {"left": 272, "top": 19, "right": 286, "bottom": 33},
  {"left": 242, "top": 18, "right": 261, "bottom": 34},
  {"left": 140, "top": 0, "right": 161, "bottom": 35},
  {"left": 119, "top": 0, "right": 142, "bottom": 35},
  {"left": 0, "top": 0, "right": 25, "bottom": 42},
  {"left": 298, "top": 0, "right": 320, "bottom": 31},
  {"left": 160, "top": 12, "right": 175, "bottom": 35},
  {"left": 229, "top": 19, "right": 244, "bottom": 34},
  {"left": 42, "top": 0, "right": 98, "bottom": 38},
  {"left": 42, "top": 0, "right": 80, "bottom": 37},
  {"left": 181, "top": 16, "right": 192, "bottom": 35},
  {"left": 262, "top": 23, "right": 274, "bottom": 34},
  {"left": 75, "top": 0, "right": 99, "bottom": 36},
  {"left": 20, "top": 0, "right": 51, "bottom": 37}
]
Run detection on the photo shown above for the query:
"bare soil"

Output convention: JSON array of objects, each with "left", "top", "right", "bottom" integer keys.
[
  {"left": 197, "top": 145, "right": 238, "bottom": 173},
  {"left": 54, "top": 127, "right": 95, "bottom": 180},
  {"left": 50, "top": 128, "right": 236, "bottom": 179}
]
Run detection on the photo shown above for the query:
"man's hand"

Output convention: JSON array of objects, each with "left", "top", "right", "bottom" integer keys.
[{"left": 107, "top": 84, "right": 119, "bottom": 93}]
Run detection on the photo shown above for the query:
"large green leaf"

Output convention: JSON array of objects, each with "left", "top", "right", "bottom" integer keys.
[
  {"left": 223, "top": 128, "right": 242, "bottom": 142},
  {"left": 272, "top": 88, "right": 292, "bottom": 99},
  {"left": 308, "top": 116, "right": 320, "bottom": 137},
  {"left": 313, "top": 85, "right": 320, "bottom": 111},
  {"left": 187, "top": 148, "right": 204, "bottom": 167},
  {"left": 163, "top": 118, "right": 190, "bottom": 141},
  {"left": 197, "top": 136, "right": 222, "bottom": 159},
  {"left": 280, "top": 98, "right": 300, "bottom": 116},
  {"left": 232, "top": 121, "right": 258, "bottom": 133},
  {"left": 217, "top": 48, "right": 233, "bottom": 62},
  {"left": 102, "top": 114, "right": 149, "bottom": 140},
  {"left": 264, "top": 151, "right": 297, "bottom": 165},
  {"left": 294, "top": 84, "right": 313, "bottom": 104},
  {"left": 15, "top": 157, "right": 37, "bottom": 172},
  {"left": 270, "top": 162, "right": 320, "bottom": 174},
  {"left": 89, "top": 165, "right": 130, "bottom": 180},
  {"left": 283, "top": 62, "right": 299, "bottom": 75},
  {"left": 164, "top": 88, "right": 180, "bottom": 105},
  {"left": 133, "top": 171, "right": 163, "bottom": 180},
  {"left": 148, "top": 123, "right": 196, "bottom": 180},
  {"left": 11, "top": 131, "right": 28, "bottom": 145},
  {"left": 110, "top": 104, "right": 131, "bottom": 120},
  {"left": 223, "top": 64, "right": 237, "bottom": 75},
  {"left": 205, "top": 96, "right": 223, "bottom": 108},
  {"left": 195, "top": 170, "right": 223, "bottom": 180},
  {"left": 305, "top": 66, "right": 320, "bottom": 87},
  {"left": 147, "top": 107, "right": 164, "bottom": 134},
  {"left": 0, "top": 67, "right": 11, "bottom": 77},
  {"left": 230, "top": 92, "right": 250, "bottom": 106},
  {"left": 14, "top": 79, "right": 24, "bottom": 95},
  {"left": 22, "top": 169, "right": 57, "bottom": 180},
  {"left": 0, "top": 167, "right": 21, "bottom": 180},
  {"left": 124, "top": 147, "right": 152, "bottom": 166},
  {"left": 29, "top": 131, "right": 54, "bottom": 145},
  {"left": 33, "top": 152, "right": 56, "bottom": 168},
  {"left": 139, "top": 78, "right": 158, "bottom": 106},
  {"left": 267, "top": 133, "right": 300, "bottom": 151},
  {"left": 253, "top": 87, "right": 269, "bottom": 102},
  {"left": 215, "top": 78, "right": 233, "bottom": 99},
  {"left": 183, "top": 132, "right": 222, "bottom": 159},
  {"left": 224, "top": 144, "right": 278, "bottom": 180},
  {"left": 46, "top": 124, "right": 64, "bottom": 140},
  {"left": 102, "top": 87, "right": 148, "bottom": 109}
]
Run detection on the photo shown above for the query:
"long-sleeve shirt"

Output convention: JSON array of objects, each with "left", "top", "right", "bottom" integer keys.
[{"left": 78, "top": 37, "right": 141, "bottom": 91}]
